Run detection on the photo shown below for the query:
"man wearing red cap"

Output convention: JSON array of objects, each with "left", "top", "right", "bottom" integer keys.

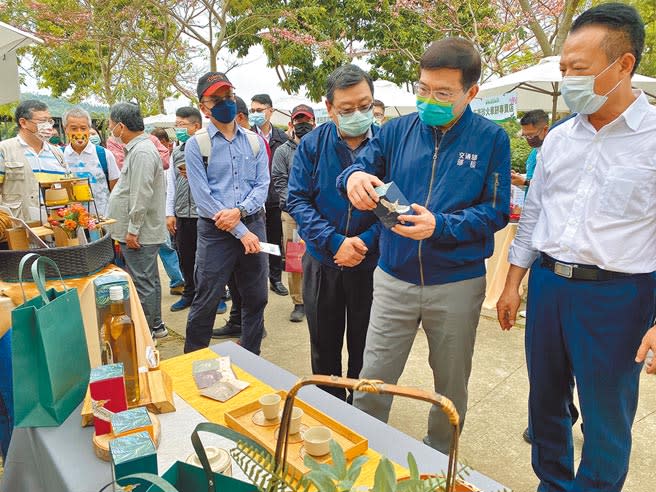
[
  {"left": 182, "top": 72, "right": 270, "bottom": 354},
  {"left": 271, "top": 104, "right": 317, "bottom": 322}
]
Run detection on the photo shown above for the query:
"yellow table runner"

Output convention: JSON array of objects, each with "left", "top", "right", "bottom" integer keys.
[{"left": 160, "top": 348, "right": 407, "bottom": 487}]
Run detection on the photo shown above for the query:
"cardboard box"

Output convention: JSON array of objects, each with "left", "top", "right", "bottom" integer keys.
[
  {"left": 111, "top": 406, "right": 154, "bottom": 442},
  {"left": 109, "top": 431, "right": 157, "bottom": 492},
  {"left": 89, "top": 363, "right": 128, "bottom": 436},
  {"left": 373, "top": 181, "right": 413, "bottom": 229}
]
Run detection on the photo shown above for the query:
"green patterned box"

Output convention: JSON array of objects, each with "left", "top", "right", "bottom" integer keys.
[
  {"left": 111, "top": 406, "right": 153, "bottom": 441},
  {"left": 109, "top": 431, "right": 157, "bottom": 492}
]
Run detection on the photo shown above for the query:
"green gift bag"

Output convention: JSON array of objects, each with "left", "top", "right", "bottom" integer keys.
[
  {"left": 11, "top": 253, "right": 91, "bottom": 427},
  {"left": 99, "top": 473, "right": 180, "bottom": 492}
]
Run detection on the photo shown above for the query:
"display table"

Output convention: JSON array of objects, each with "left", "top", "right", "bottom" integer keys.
[
  {"left": 483, "top": 222, "right": 518, "bottom": 310},
  {"left": 0, "top": 342, "right": 509, "bottom": 492}
]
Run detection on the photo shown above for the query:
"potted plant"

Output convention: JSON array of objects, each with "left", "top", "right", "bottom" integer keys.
[
  {"left": 49, "top": 202, "right": 98, "bottom": 246},
  {"left": 302, "top": 440, "right": 485, "bottom": 492}
]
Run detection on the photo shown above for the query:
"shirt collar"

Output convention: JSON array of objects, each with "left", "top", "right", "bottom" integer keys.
[
  {"left": 207, "top": 121, "right": 246, "bottom": 140},
  {"left": 574, "top": 89, "right": 649, "bottom": 133},
  {"left": 64, "top": 142, "right": 96, "bottom": 157},
  {"left": 125, "top": 133, "right": 149, "bottom": 152}
]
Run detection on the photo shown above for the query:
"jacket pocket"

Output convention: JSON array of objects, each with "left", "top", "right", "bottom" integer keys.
[
  {"left": 596, "top": 166, "right": 656, "bottom": 220},
  {"left": 4, "top": 161, "right": 26, "bottom": 181}
]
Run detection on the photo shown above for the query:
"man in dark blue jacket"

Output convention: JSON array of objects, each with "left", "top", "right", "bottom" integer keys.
[
  {"left": 287, "top": 64, "right": 380, "bottom": 402},
  {"left": 338, "top": 38, "right": 510, "bottom": 452}
]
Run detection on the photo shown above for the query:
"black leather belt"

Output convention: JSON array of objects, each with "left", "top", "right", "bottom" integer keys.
[
  {"left": 201, "top": 208, "right": 264, "bottom": 226},
  {"left": 540, "top": 253, "right": 633, "bottom": 281}
]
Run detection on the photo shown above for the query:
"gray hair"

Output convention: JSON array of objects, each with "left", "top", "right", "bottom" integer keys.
[
  {"left": 325, "top": 64, "right": 373, "bottom": 104},
  {"left": 63, "top": 107, "right": 92, "bottom": 127},
  {"left": 15, "top": 99, "right": 48, "bottom": 123},
  {"left": 109, "top": 102, "right": 144, "bottom": 132}
]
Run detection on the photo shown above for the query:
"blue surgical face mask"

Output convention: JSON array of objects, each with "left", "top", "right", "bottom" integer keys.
[
  {"left": 248, "top": 112, "right": 266, "bottom": 128},
  {"left": 210, "top": 99, "right": 237, "bottom": 124},
  {"left": 174, "top": 127, "right": 190, "bottom": 143},
  {"left": 337, "top": 109, "right": 373, "bottom": 137},
  {"left": 416, "top": 96, "right": 459, "bottom": 127},
  {"left": 89, "top": 134, "right": 102, "bottom": 146},
  {"left": 560, "top": 59, "right": 621, "bottom": 115}
]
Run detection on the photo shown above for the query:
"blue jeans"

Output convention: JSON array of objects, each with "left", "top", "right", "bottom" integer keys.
[
  {"left": 0, "top": 330, "right": 13, "bottom": 459},
  {"left": 158, "top": 235, "right": 184, "bottom": 288},
  {"left": 184, "top": 216, "right": 268, "bottom": 355},
  {"left": 526, "top": 259, "right": 656, "bottom": 492}
]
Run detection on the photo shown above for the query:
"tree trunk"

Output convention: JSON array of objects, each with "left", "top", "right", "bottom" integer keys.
[{"left": 553, "top": 0, "right": 583, "bottom": 55}]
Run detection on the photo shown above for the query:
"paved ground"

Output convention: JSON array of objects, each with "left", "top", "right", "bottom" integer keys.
[{"left": 157, "top": 266, "right": 656, "bottom": 492}]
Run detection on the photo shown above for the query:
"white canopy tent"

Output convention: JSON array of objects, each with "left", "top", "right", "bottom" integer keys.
[
  {"left": 373, "top": 80, "right": 417, "bottom": 116},
  {"left": 0, "top": 22, "right": 43, "bottom": 105},
  {"left": 478, "top": 56, "right": 656, "bottom": 116}
]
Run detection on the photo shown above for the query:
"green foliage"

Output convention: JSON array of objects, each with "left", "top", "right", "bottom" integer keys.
[{"left": 500, "top": 119, "right": 530, "bottom": 173}]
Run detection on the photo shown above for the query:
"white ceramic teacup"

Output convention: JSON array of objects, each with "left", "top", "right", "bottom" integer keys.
[
  {"left": 259, "top": 393, "right": 281, "bottom": 420},
  {"left": 288, "top": 407, "right": 304, "bottom": 435},
  {"left": 303, "top": 426, "right": 332, "bottom": 456}
]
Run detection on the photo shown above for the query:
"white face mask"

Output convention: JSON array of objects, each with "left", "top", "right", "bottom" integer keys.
[
  {"left": 110, "top": 123, "right": 124, "bottom": 145},
  {"left": 560, "top": 59, "right": 622, "bottom": 115},
  {"left": 31, "top": 121, "right": 54, "bottom": 142}
]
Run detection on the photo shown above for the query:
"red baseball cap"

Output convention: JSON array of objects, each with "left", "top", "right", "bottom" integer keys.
[
  {"left": 197, "top": 72, "right": 233, "bottom": 99},
  {"left": 291, "top": 104, "right": 315, "bottom": 120}
]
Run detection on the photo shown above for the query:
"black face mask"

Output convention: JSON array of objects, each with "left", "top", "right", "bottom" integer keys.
[
  {"left": 293, "top": 122, "right": 314, "bottom": 139},
  {"left": 526, "top": 135, "right": 544, "bottom": 148}
]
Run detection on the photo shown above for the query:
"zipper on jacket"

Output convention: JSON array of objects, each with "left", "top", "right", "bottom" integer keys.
[
  {"left": 418, "top": 127, "right": 445, "bottom": 287},
  {"left": 492, "top": 172, "right": 499, "bottom": 209},
  {"left": 341, "top": 204, "right": 353, "bottom": 271}
]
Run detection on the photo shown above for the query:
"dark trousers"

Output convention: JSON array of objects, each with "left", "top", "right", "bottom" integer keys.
[
  {"left": 184, "top": 217, "right": 268, "bottom": 354},
  {"left": 176, "top": 217, "right": 198, "bottom": 302},
  {"left": 265, "top": 204, "right": 283, "bottom": 284},
  {"left": 227, "top": 275, "right": 242, "bottom": 326},
  {"left": 302, "top": 253, "right": 375, "bottom": 401},
  {"left": 526, "top": 259, "right": 656, "bottom": 492}
]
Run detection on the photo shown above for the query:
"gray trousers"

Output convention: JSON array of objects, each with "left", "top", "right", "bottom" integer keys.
[
  {"left": 353, "top": 267, "right": 485, "bottom": 454},
  {"left": 120, "top": 243, "right": 163, "bottom": 330}
]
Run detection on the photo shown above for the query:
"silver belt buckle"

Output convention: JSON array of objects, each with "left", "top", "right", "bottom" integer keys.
[{"left": 554, "top": 262, "right": 573, "bottom": 278}]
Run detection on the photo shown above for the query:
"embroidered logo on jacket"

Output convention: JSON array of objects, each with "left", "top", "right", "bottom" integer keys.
[{"left": 457, "top": 152, "right": 479, "bottom": 168}]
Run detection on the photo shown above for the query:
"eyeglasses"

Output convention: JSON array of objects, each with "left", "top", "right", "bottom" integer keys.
[
  {"left": 249, "top": 107, "right": 271, "bottom": 114},
  {"left": 413, "top": 82, "right": 459, "bottom": 102},
  {"left": 30, "top": 118, "right": 55, "bottom": 126},
  {"left": 521, "top": 128, "right": 545, "bottom": 139},
  {"left": 336, "top": 102, "right": 374, "bottom": 118},
  {"left": 202, "top": 93, "right": 235, "bottom": 105}
]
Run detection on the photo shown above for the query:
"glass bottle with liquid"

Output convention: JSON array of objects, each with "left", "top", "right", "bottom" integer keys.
[{"left": 107, "top": 285, "right": 140, "bottom": 405}]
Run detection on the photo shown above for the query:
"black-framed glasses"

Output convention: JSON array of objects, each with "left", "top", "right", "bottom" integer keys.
[
  {"left": 336, "top": 102, "right": 374, "bottom": 118},
  {"left": 249, "top": 106, "right": 271, "bottom": 114},
  {"left": 202, "top": 93, "right": 236, "bottom": 105}
]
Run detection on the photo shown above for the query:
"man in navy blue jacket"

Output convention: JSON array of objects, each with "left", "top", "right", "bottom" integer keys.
[
  {"left": 338, "top": 38, "right": 510, "bottom": 452},
  {"left": 287, "top": 64, "right": 380, "bottom": 402}
]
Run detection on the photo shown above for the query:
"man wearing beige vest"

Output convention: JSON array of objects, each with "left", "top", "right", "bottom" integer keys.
[{"left": 0, "top": 100, "right": 66, "bottom": 221}]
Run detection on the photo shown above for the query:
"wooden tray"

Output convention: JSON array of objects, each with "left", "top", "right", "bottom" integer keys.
[
  {"left": 81, "top": 369, "right": 175, "bottom": 427},
  {"left": 225, "top": 390, "right": 368, "bottom": 475}
]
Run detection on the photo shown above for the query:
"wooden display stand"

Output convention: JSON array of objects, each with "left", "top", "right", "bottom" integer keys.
[
  {"left": 92, "top": 411, "right": 161, "bottom": 462},
  {"left": 81, "top": 368, "right": 176, "bottom": 427}
]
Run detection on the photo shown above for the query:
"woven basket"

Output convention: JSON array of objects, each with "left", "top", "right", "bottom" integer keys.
[{"left": 0, "top": 231, "right": 114, "bottom": 282}]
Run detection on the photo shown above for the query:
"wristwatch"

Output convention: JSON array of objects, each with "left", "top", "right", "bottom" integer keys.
[{"left": 237, "top": 205, "right": 248, "bottom": 218}]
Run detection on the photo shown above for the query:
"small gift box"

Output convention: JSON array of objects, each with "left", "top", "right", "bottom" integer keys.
[
  {"left": 109, "top": 431, "right": 157, "bottom": 492},
  {"left": 90, "top": 363, "right": 128, "bottom": 436},
  {"left": 373, "top": 181, "right": 413, "bottom": 229},
  {"left": 112, "top": 406, "right": 154, "bottom": 442}
]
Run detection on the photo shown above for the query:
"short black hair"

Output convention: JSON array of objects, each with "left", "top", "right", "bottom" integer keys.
[
  {"left": 175, "top": 106, "right": 202, "bottom": 125},
  {"left": 420, "top": 37, "right": 481, "bottom": 89},
  {"left": 15, "top": 99, "right": 48, "bottom": 123},
  {"left": 251, "top": 94, "right": 272, "bottom": 107},
  {"left": 520, "top": 110, "right": 549, "bottom": 127},
  {"left": 373, "top": 99, "right": 385, "bottom": 110},
  {"left": 151, "top": 128, "right": 170, "bottom": 142},
  {"left": 235, "top": 96, "right": 249, "bottom": 116},
  {"left": 109, "top": 103, "right": 144, "bottom": 132},
  {"left": 571, "top": 3, "right": 645, "bottom": 75},
  {"left": 325, "top": 64, "right": 374, "bottom": 103}
]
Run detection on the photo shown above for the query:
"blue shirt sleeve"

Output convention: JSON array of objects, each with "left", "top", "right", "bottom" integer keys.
[
  {"left": 287, "top": 138, "right": 345, "bottom": 255},
  {"left": 431, "top": 128, "right": 511, "bottom": 243}
]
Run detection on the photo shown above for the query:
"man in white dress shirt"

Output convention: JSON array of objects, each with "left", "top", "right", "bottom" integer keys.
[{"left": 497, "top": 4, "right": 656, "bottom": 491}]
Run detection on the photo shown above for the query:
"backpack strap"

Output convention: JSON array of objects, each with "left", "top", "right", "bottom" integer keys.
[
  {"left": 95, "top": 145, "right": 110, "bottom": 183},
  {"left": 195, "top": 127, "right": 261, "bottom": 171}
]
